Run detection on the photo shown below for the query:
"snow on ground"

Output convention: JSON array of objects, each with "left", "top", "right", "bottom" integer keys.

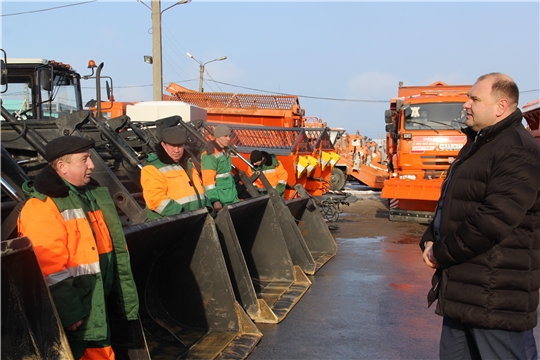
[{"left": 342, "top": 182, "right": 382, "bottom": 200}]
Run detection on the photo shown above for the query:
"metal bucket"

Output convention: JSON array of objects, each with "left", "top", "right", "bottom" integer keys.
[
  {"left": 266, "top": 192, "right": 318, "bottom": 275},
  {"left": 286, "top": 196, "right": 337, "bottom": 273},
  {"left": 124, "top": 209, "right": 262, "bottom": 359},
  {"left": 1, "top": 236, "right": 74, "bottom": 359},
  {"left": 215, "top": 196, "right": 311, "bottom": 323}
]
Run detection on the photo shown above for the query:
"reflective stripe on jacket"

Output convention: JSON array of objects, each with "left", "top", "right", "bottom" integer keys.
[
  {"left": 141, "top": 152, "right": 208, "bottom": 220},
  {"left": 201, "top": 145, "right": 239, "bottom": 205},
  {"left": 18, "top": 170, "right": 139, "bottom": 343}
]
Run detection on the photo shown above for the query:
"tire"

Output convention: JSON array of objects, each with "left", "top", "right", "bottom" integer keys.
[{"left": 330, "top": 168, "right": 346, "bottom": 191}]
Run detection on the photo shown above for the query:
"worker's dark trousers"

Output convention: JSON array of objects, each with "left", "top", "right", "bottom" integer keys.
[{"left": 439, "top": 316, "right": 537, "bottom": 360}]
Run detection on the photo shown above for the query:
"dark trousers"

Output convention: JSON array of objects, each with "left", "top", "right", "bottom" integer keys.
[{"left": 440, "top": 316, "right": 537, "bottom": 360}]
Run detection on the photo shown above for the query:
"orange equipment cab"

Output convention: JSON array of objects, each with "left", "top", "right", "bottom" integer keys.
[{"left": 380, "top": 81, "right": 471, "bottom": 223}]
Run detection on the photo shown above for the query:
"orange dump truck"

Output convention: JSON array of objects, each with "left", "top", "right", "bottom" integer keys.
[{"left": 380, "top": 81, "right": 471, "bottom": 223}]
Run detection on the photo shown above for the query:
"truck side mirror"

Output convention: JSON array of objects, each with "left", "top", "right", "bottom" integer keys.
[
  {"left": 0, "top": 59, "right": 6, "bottom": 86},
  {"left": 106, "top": 81, "right": 111, "bottom": 100},
  {"left": 384, "top": 109, "right": 393, "bottom": 124},
  {"left": 40, "top": 69, "right": 53, "bottom": 92},
  {"left": 385, "top": 123, "right": 396, "bottom": 133}
]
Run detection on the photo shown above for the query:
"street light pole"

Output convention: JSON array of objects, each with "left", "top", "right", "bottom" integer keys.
[
  {"left": 186, "top": 53, "right": 227, "bottom": 92},
  {"left": 150, "top": 0, "right": 191, "bottom": 101},
  {"left": 198, "top": 63, "right": 205, "bottom": 93},
  {"left": 151, "top": 0, "right": 162, "bottom": 101}
]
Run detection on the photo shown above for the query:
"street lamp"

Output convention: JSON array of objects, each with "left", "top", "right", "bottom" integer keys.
[
  {"left": 186, "top": 52, "right": 227, "bottom": 92},
  {"left": 143, "top": 55, "right": 153, "bottom": 64},
  {"left": 144, "top": 0, "right": 191, "bottom": 101}
]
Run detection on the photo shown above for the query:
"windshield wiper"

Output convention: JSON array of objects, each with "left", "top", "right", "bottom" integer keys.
[{"left": 405, "top": 120, "right": 439, "bottom": 134}]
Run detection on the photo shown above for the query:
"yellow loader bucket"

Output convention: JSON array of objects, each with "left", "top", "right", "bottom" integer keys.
[
  {"left": 286, "top": 196, "right": 337, "bottom": 272},
  {"left": 1, "top": 236, "right": 73, "bottom": 359},
  {"left": 123, "top": 209, "right": 262, "bottom": 359},
  {"left": 215, "top": 196, "right": 311, "bottom": 324}
]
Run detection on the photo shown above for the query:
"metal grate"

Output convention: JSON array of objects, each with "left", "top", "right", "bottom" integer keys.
[
  {"left": 171, "top": 92, "right": 301, "bottom": 111},
  {"left": 204, "top": 123, "right": 335, "bottom": 155}
]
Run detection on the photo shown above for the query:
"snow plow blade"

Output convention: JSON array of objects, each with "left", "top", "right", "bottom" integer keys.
[
  {"left": 286, "top": 196, "right": 337, "bottom": 273},
  {"left": 215, "top": 196, "right": 311, "bottom": 324},
  {"left": 1, "top": 236, "right": 73, "bottom": 359},
  {"left": 123, "top": 209, "right": 262, "bottom": 359}
]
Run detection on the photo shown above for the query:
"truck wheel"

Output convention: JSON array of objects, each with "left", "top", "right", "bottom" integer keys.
[{"left": 330, "top": 168, "right": 346, "bottom": 191}]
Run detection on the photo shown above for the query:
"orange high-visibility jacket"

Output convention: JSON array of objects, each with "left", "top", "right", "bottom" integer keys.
[
  {"left": 18, "top": 167, "right": 138, "bottom": 343},
  {"left": 247, "top": 153, "right": 288, "bottom": 196},
  {"left": 141, "top": 150, "right": 208, "bottom": 220}
]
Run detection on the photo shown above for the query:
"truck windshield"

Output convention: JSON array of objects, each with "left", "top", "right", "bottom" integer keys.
[
  {"left": 404, "top": 102, "right": 465, "bottom": 130},
  {"left": 1, "top": 69, "right": 81, "bottom": 120},
  {"left": 1, "top": 75, "right": 33, "bottom": 120},
  {"left": 40, "top": 71, "right": 81, "bottom": 119}
]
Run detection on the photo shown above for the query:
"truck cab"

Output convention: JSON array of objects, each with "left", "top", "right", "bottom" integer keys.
[
  {"left": 1, "top": 58, "right": 82, "bottom": 121},
  {"left": 381, "top": 81, "right": 470, "bottom": 223}
]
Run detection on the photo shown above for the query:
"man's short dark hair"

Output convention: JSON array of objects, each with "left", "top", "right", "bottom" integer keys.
[{"left": 478, "top": 72, "right": 519, "bottom": 106}]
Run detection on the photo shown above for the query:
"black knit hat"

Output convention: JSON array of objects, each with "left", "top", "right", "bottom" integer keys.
[
  {"left": 250, "top": 150, "right": 272, "bottom": 166},
  {"left": 45, "top": 136, "right": 95, "bottom": 162},
  {"left": 161, "top": 126, "right": 187, "bottom": 145},
  {"left": 250, "top": 150, "right": 264, "bottom": 164}
]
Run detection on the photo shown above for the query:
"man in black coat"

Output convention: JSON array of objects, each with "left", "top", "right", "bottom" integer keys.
[{"left": 421, "top": 73, "right": 540, "bottom": 359}]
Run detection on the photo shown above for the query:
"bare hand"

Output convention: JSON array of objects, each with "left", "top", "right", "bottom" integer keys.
[
  {"left": 423, "top": 241, "right": 439, "bottom": 269},
  {"left": 65, "top": 319, "right": 83, "bottom": 332},
  {"left": 213, "top": 201, "right": 223, "bottom": 213}
]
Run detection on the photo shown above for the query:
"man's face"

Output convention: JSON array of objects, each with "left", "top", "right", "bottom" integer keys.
[
  {"left": 463, "top": 78, "right": 498, "bottom": 132},
  {"left": 161, "top": 142, "right": 184, "bottom": 163},
  {"left": 215, "top": 135, "right": 230, "bottom": 148},
  {"left": 59, "top": 151, "right": 95, "bottom": 187}
]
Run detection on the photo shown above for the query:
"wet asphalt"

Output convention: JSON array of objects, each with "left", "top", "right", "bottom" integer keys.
[{"left": 247, "top": 235, "right": 540, "bottom": 359}]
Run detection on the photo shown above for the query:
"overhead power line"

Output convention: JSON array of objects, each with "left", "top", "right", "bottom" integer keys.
[
  {"left": 1, "top": 0, "right": 97, "bottom": 17},
  {"left": 209, "top": 80, "right": 388, "bottom": 103},
  {"left": 81, "top": 78, "right": 199, "bottom": 90}
]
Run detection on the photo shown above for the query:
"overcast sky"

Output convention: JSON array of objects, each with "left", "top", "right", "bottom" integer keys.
[{"left": 2, "top": 1, "right": 539, "bottom": 139}]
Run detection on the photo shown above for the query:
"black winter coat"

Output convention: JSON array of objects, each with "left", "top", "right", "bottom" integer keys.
[{"left": 420, "top": 109, "right": 540, "bottom": 332}]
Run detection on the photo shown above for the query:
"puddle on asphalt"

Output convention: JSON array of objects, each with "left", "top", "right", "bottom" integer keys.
[
  {"left": 336, "top": 235, "right": 421, "bottom": 245},
  {"left": 336, "top": 236, "right": 385, "bottom": 244}
]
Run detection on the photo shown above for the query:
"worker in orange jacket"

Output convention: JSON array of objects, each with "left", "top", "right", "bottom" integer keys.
[
  {"left": 247, "top": 150, "right": 288, "bottom": 197},
  {"left": 18, "top": 136, "right": 139, "bottom": 360},
  {"left": 141, "top": 126, "right": 211, "bottom": 220}
]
